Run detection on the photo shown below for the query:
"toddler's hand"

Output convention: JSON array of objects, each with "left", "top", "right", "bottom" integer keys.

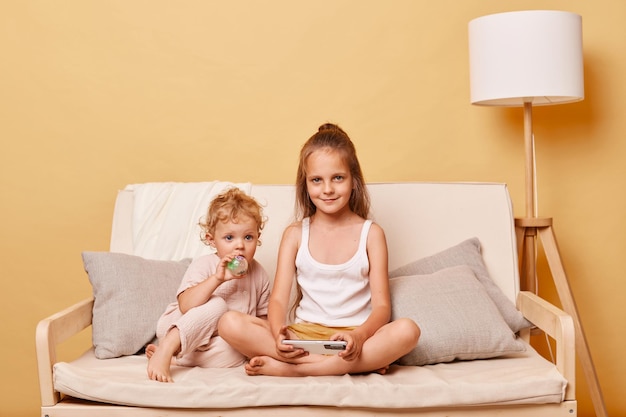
[
  {"left": 218, "top": 253, "right": 248, "bottom": 282},
  {"left": 226, "top": 255, "right": 248, "bottom": 278}
]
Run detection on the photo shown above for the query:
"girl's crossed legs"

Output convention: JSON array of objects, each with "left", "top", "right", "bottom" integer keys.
[{"left": 217, "top": 311, "right": 420, "bottom": 377}]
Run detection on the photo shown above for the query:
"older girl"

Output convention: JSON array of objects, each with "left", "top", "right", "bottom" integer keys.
[{"left": 219, "top": 123, "right": 420, "bottom": 376}]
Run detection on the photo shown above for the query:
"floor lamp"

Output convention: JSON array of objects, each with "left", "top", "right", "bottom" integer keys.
[{"left": 468, "top": 10, "right": 607, "bottom": 417}]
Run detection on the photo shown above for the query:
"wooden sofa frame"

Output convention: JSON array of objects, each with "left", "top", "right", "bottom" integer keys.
[{"left": 36, "top": 182, "right": 577, "bottom": 416}]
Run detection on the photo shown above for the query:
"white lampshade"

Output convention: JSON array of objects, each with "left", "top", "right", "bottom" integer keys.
[{"left": 469, "top": 10, "right": 584, "bottom": 107}]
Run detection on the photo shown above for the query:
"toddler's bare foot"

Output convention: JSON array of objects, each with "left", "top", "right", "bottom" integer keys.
[
  {"left": 245, "top": 356, "right": 299, "bottom": 377},
  {"left": 146, "top": 343, "right": 176, "bottom": 363},
  {"left": 147, "top": 345, "right": 174, "bottom": 382},
  {"left": 145, "top": 344, "right": 157, "bottom": 359}
]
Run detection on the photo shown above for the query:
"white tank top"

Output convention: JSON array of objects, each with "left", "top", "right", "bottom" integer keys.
[{"left": 294, "top": 217, "right": 372, "bottom": 327}]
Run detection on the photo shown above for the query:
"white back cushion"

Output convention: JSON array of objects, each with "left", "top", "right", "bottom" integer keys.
[{"left": 111, "top": 182, "right": 519, "bottom": 302}]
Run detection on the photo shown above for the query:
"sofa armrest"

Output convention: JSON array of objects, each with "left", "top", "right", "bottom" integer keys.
[
  {"left": 36, "top": 297, "right": 94, "bottom": 406},
  {"left": 517, "top": 291, "right": 575, "bottom": 400}
]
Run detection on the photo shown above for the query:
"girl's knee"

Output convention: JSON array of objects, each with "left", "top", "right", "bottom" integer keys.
[
  {"left": 217, "top": 310, "right": 239, "bottom": 332},
  {"left": 396, "top": 318, "right": 421, "bottom": 346},
  {"left": 217, "top": 310, "right": 252, "bottom": 336}
]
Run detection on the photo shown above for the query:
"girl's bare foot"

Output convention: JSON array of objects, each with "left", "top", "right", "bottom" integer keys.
[
  {"left": 245, "top": 356, "right": 299, "bottom": 376},
  {"left": 244, "top": 354, "right": 390, "bottom": 377},
  {"left": 376, "top": 365, "right": 389, "bottom": 375}
]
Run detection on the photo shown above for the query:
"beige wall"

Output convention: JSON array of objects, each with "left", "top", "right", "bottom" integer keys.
[{"left": 1, "top": 1, "right": 623, "bottom": 416}]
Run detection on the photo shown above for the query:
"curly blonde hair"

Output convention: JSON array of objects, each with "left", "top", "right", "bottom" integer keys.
[{"left": 199, "top": 187, "right": 266, "bottom": 246}]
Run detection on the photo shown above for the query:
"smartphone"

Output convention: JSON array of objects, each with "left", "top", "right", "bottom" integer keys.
[{"left": 283, "top": 340, "right": 347, "bottom": 355}]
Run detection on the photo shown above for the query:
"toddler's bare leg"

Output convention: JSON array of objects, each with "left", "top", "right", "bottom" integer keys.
[{"left": 147, "top": 327, "right": 181, "bottom": 382}]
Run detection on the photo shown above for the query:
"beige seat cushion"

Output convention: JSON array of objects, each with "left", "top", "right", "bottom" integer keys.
[{"left": 54, "top": 344, "right": 566, "bottom": 409}]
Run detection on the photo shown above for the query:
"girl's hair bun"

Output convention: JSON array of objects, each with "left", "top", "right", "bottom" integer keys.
[{"left": 318, "top": 123, "right": 345, "bottom": 135}]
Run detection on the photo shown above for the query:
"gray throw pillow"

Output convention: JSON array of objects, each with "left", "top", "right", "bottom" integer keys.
[
  {"left": 390, "top": 265, "right": 526, "bottom": 366},
  {"left": 82, "top": 252, "right": 191, "bottom": 359},
  {"left": 389, "top": 238, "right": 531, "bottom": 332}
]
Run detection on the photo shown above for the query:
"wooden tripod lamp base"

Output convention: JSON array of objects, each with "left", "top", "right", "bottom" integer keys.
[
  {"left": 468, "top": 10, "right": 603, "bottom": 415},
  {"left": 515, "top": 217, "right": 608, "bottom": 417}
]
